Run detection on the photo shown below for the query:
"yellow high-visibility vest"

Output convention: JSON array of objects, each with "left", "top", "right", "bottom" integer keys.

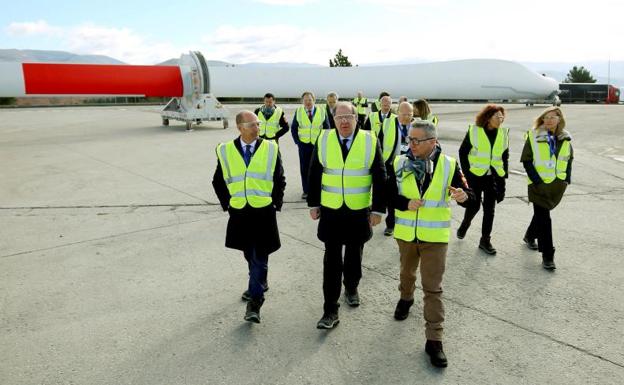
[
  {"left": 368, "top": 111, "right": 396, "bottom": 137},
  {"left": 317, "top": 129, "right": 376, "bottom": 210},
  {"left": 296, "top": 106, "right": 326, "bottom": 144},
  {"left": 257, "top": 106, "right": 283, "bottom": 139},
  {"left": 393, "top": 153, "right": 456, "bottom": 243},
  {"left": 467, "top": 125, "right": 509, "bottom": 177},
  {"left": 353, "top": 97, "right": 368, "bottom": 115},
  {"left": 216, "top": 139, "right": 278, "bottom": 209},
  {"left": 526, "top": 129, "right": 571, "bottom": 184}
]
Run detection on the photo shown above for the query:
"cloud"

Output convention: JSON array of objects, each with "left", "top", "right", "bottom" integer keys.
[
  {"left": 4, "top": 20, "right": 183, "bottom": 64},
  {"left": 6, "top": 20, "right": 62, "bottom": 36}
]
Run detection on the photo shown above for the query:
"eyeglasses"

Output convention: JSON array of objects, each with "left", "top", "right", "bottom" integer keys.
[
  {"left": 241, "top": 121, "right": 261, "bottom": 127},
  {"left": 406, "top": 136, "right": 436, "bottom": 145},
  {"left": 334, "top": 114, "right": 356, "bottom": 122}
]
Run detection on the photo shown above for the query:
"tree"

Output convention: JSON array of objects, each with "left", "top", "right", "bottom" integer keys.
[
  {"left": 329, "top": 49, "right": 352, "bottom": 67},
  {"left": 0, "top": 97, "right": 16, "bottom": 105},
  {"left": 563, "top": 66, "right": 596, "bottom": 83}
]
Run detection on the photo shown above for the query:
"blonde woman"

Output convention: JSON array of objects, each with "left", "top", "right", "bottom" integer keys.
[{"left": 521, "top": 107, "right": 573, "bottom": 270}]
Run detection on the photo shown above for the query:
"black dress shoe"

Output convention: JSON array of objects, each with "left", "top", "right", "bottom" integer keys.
[
  {"left": 394, "top": 299, "right": 414, "bottom": 320},
  {"left": 523, "top": 236, "right": 539, "bottom": 250},
  {"left": 479, "top": 238, "right": 497, "bottom": 255},
  {"left": 345, "top": 290, "right": 360, "bottom": 307},
  {"left": 316, "top": 312, "right": 339, "bottom": 329},
  {"left": 456, "top": 225, "right": 468, "bottom": 239},
  {"left": 425, "top": 340, "right": 448, "bottom": 368},
  {"left": 241, "top": 285, "right": 269, "bottom": 301}
]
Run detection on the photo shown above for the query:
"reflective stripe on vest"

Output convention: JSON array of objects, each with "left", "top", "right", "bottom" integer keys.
[
  {"left": 527, "top": 129, "right": 571, "bottom": 185},
  {"left": 467, "top": 125, "right": 508, "bottom": 177},
  {"left": 296, "top": 106, "right": 326, "bottom": 144},
  {"left": 427, "top": 114, "right": 439, "bottom": 127},
  {"left": 318, "top": 129, "right": 375, "bottom": 210},
  {"left": 382, "top": 118, "right": 401, "bottom": 163},
  {"left": 216, "top": 140, "right": 278, "bottom": 209},
  {"left": 369, "top": 111, "right": 396, "bottom": 137},
  {"left": 393, "top": 153, "right": 456, "bottom": 243},
  {"left": 353, "top": 97, "right": 367, "bottom": 115},
  {"left": 257, "top": 106, "right": 283, "bottom": 139}
]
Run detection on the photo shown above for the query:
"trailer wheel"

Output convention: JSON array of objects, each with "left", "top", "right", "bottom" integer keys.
[
  {"left": 185, "top": 121, "right": 193, "bottom": 131},
  {"left": 196, "top": 119, "right": 202, "bottom": 125},
  {"left": 162, "top": 118, "right": 169, "bottom": 126},
  {"left": 223, "top": 119, "right": 229, "bottom": 129}
]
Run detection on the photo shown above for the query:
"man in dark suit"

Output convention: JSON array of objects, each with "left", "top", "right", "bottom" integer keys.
[
  {"left": 212, "top": 110, "right": 286, "bottom": 324},
  {"left": 307, "top": 102, "right": 386, "bottom": 329},
  {"left": 325, "top": 91, "right": 338, "bottom": 129}
]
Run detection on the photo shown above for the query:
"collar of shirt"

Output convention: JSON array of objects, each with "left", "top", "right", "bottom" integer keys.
[
  {"left": 339, "top": 132, "right": 355, "bottom": 149},
  {"left": 239, "top": 138, "right": 257, "bottom": 153}
]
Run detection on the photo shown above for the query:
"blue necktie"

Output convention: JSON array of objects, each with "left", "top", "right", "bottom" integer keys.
[
  {"left": 546, "top": 131, "right": 556, "bottom": 157},
  {"left": 244, "top": 144, "right": 252, "bottom": 166}
]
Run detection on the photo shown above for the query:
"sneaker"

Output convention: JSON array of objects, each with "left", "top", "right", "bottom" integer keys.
[
  {"left": 523, "top": 236, "right": 539, "bottom": 250},
  {"left": 425, "top": 340, "right": 448, "bottom": 368},
  {"left": 244, "top": 299, "right": 263, "bottom": 323},
  {"left": 393, "top": 298, "right": 414, "bottom": 321},
  {"left": 479, "top": 238, "right": 497, "bottom": 255},
  {"left": 383, "top": 227, "right": 394, "bottom": 236},
  {"left": 316, "top": 312, "right": 339, "bottom": 329},
  {"left": 345, "top": 290, "right": 360, "bottom": 307},
  {"left": 241, "top": 285, "right": 269, "bottom": 301}
]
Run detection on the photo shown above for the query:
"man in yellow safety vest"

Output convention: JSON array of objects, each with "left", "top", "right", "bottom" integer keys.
[{"left": 387, "top": 120, "right": 474, "bottom": 368}]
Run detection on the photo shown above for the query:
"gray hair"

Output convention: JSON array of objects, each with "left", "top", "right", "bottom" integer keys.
[
  {"left": 410, "top": 118, "right": 437, "bottom": 138},
  {"left": 327, "top": 91, "right": 338, "bottom": 99}
]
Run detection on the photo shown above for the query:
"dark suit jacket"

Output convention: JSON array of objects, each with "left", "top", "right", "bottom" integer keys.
[
  {"left": 325, "top": 105, "right": 336, "bottom": 129},
  {"left": 212, "top": 137, "right": 286, "bottom": 254},
  {"left": 307, "top": 128, "right": 387, "bottom": 244}
]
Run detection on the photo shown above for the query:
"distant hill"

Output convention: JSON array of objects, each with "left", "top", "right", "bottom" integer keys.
[
  {"left": 0, "top": 49, "right": 125, "bottom": 64},
  {"left": 522, "top": 61, "right": 624, "bottom": 88},
  {"left": 156, "top": 58, "right": 231, "bottom": 66}
]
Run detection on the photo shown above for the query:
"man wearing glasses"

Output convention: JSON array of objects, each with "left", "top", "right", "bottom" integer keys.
[
  {"left": 212, "top": 110, "right": 286, "bottom": 324},
  {"left": 307, "top": 102, "right": 386, "bottom": 330},
  {"left": 379, "top": 101, "right": 415, "bottom": 236},
  {"left": 387, "top": 120, "right": 474, "bottom": 368}
]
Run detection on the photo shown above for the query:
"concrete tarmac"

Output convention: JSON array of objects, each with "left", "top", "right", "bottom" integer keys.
[{"left": 1, "top": 103, "right": 623, "bottom": 385}]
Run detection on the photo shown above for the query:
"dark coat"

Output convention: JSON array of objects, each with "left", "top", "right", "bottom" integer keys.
[
  {"left": 520, "top": 129, "right": 573, "bottom": 210},
  {"left": 458, "top": 128, "right": 509, "bottom": 202},
  {"left": 307, "top": 128, "right": 387, "bottom": 244},
  {"left": 212, "top": 137, "right": 286, "bottom": 254}
]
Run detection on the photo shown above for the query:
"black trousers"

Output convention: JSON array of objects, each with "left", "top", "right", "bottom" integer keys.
[
  {"left": 297, "top": 142, "right": 314, "bottom": 193},
  {"left": 461, "top": 176, "right": 497, "bottom": 239},
  {"left": 385, "top": 200, "right": 395, "bottom": 229},
  {"left": 525, "top": 203, "right": 554, "bottom": 255},
  {"left": 243, "top": 248, "right": 269, "bottom": 300},
  {"left": 322, "top": 242, "right": 364, "bottom": 313}
]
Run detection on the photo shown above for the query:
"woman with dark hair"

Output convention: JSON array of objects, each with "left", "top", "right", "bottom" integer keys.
[
  {"left": 521, "top": 106, "right": 572, "bottom": 270},
  {"left": 413, "top": 99, "right": 439, "bottom": 127},
  {"left": 457, "top": 104, "right": 509, "bottom": 255}
]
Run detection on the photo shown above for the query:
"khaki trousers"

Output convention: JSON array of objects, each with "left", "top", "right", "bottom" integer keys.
[{"left": 397, "top": 239, "right": 447, "bottom": 341}]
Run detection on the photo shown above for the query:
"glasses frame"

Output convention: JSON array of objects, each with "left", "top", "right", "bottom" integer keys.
[{"left": 406, "top": 136, "right": 436, "bottom": 145}]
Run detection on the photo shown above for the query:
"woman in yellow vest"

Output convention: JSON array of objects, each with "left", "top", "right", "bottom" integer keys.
[
  {"left": 413, "top": 99, "right": 439, "bottom": 127},
  {"left": 521, "top": 107, "right": 573, "bottom": 270},
  {"left": 457, "top": 105, "right": 509, "bottom": 255}
]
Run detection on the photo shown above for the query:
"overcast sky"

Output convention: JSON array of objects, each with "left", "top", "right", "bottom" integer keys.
[{"left": 2, "top": 0, "right": 623, "bottom": 65}]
